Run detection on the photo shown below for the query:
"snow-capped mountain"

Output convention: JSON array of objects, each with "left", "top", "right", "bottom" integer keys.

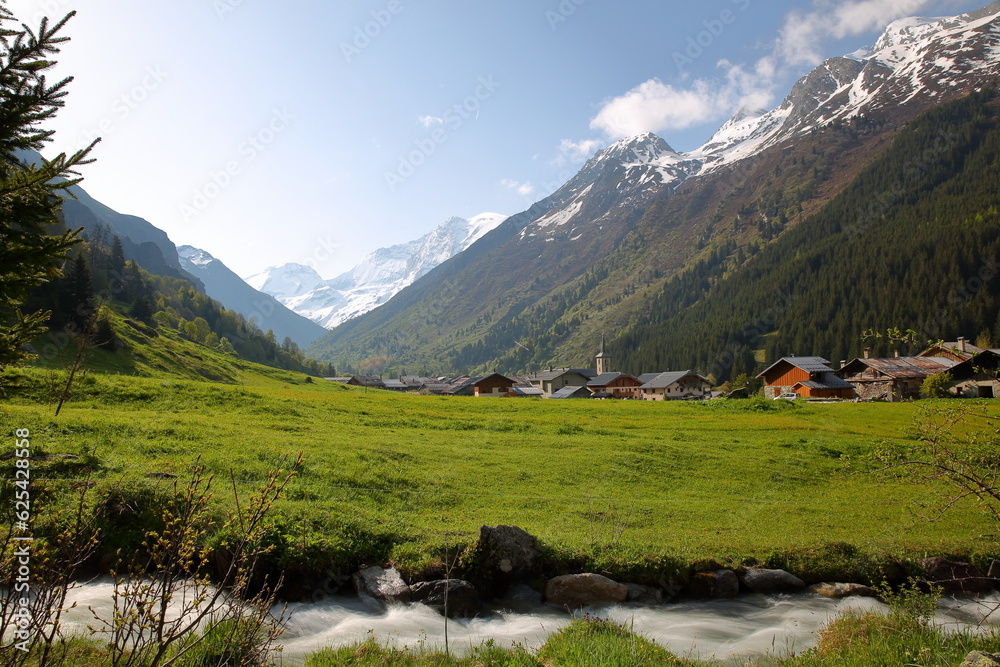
[
  {"left": 693, "top": 1, "right": 1000, "bottom": 172},
  {"left": 518, "top": 1, "right": 1000, "bottom": 243},
  {"left": 306, "top": 1, "right": 1000, "bottom": 372},
  {"left": 248, "top": 213, "right": 507, "bottom": 329}
]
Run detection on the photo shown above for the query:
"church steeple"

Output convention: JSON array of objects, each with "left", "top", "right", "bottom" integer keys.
[{"left": 596, "top": 334, "right": 611, "bottom": 375}]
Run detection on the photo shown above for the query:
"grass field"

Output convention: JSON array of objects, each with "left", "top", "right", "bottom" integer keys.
[{"left": 1, "top": 363, "right": 998, "bottom": 583}]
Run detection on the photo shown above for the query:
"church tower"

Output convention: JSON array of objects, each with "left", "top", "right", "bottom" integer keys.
[{"left": 596, "top": 335, "right": 611, "bottom": 375}]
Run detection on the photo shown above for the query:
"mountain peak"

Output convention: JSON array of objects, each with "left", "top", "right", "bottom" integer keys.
[{"left": 598, "top": 132, "right": 678, "bottom": 165}]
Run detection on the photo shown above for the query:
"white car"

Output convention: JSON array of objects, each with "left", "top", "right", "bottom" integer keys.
[{"left": 774, "top": 393, "right": 799, "bottom": 400}]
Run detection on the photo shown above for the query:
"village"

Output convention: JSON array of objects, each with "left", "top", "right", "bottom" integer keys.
[{"left": 326, "top": 335, "right": 1000, "bottom": 402}]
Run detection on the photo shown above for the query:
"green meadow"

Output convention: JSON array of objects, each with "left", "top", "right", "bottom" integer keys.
[{"left": 1, "top": 360, "right": 997, "bottom": 584}]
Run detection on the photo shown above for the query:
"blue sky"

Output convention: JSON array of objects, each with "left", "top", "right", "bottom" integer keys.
[{"left": 4, "top": 0, "right": 987, "bottom": 279}]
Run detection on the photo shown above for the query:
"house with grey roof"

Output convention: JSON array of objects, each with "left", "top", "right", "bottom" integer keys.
[
  {"left": 638, "top": 371, "right": 713, "bottom": 401},
  {"left": 587, "top": 372, "right": 643, "bottom": 399},
  {"left": 757, "top": 357, "right": 854, "bottom": 399},
  {"left": 528, "top": 368, "right": 597, "bottom": 398},
  {"left": 549, "top": 385, "right": 593, "bottom": 399},
  {"left": 837, "top": 355, "right": 957, "bottom": 401}
]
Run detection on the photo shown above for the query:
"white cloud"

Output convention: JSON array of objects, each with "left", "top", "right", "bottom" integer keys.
[
  {"left": 589, "top": 71, "right": 776, "bottom": 140},
  {"left": 501, "top": 178, "right": 535, "bottom": 196},
  {"left": 776, "top": 0, "right": 934, "bottom": 65},
  {"left": 417, "top": 115, "right": 444, "bottom": 128},
  {"left": 554, "top": 138, "right": 605, "bottom": 165}
]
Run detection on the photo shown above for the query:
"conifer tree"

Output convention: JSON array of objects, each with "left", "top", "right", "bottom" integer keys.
[{"left": 0, "top": 4, "right": 97, "bottom": 367}]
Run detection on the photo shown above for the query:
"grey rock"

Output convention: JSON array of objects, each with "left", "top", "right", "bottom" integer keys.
[
  {"left": 811, "top": 582, "right": 877, "bottom": 599},
  {"left": 624, "top": 583, "right": 664, "bottom": 605},
  {"left": 960, "top": 651, "right": 1000, "bottom": 667},
  {"left": 352, "top": 566, "right": 411, "bottom": 605},
  {"left": 685, "top": 570, "right": 740, "bottom": 598},
  {"left": 738, "top": 568, "right": 806, "bottom": 593},
  {"left": 545, "top": 573, "right": 628, "bottom": 608},
  {"left": 409, "top": 579, "right": 481, "bottom": 618},
  {"left": 475, "top": 525, "right": 542, "bottom": 577}
]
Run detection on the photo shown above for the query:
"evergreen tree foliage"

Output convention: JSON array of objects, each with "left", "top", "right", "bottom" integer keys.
[{"left": 0, "top": 5, "right": 96, "bottom": 367}]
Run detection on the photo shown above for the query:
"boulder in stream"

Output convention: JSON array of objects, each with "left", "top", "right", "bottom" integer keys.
[
  {"left": 684, "top": 570, "right": 740, "bottom": 598},
  {"left": 409, "top": 579, "right": 482, "bottom": 618},
  {"left": 738, "top": 568, "right": 805, "bottom": 593},
  {"left": 810, "top": 582, "right": 877, "bottom": 599},
  {"left": 545, "top": 573, "right": 629, "bottom": 608},
  {"left": 352, "top": 566, "right": 411, "bottom": 605}
]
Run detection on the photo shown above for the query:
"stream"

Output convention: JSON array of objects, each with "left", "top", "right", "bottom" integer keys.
[{"left": 52, "top": 581, "right": 1000, "bottom": 664}]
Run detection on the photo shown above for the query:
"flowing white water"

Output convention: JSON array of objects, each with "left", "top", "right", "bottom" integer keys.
[{"left": 49, "top": 583, "right": 1000, "bottom": 665}]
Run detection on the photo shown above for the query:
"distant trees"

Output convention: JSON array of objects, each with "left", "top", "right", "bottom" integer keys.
[{"left": 0, "top": 7, "right": 97, "bottom": 367}]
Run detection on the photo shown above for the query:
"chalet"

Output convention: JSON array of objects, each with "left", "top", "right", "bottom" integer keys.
[
  {"left": 757, "top": 357, "right": 853, "bottom": 399},
  {"left": 586, "top": 372, "right": 643, "bottom": 399},
  {"left": 947, "top": 349, "right": 1000, "bottom": 398},
  {"left": 381, "top": 379, "right": 408, "bottom": 391},
  {"left": 326, "top": 375, "right": 385, "bottom": 389},
  {"left": 447, "top": 373, "right": 516, "bottom": 397},
  {"left": 549, "top": 385, "right": 593, "bottom": 399},
  {"left": 837, "top": 356, "right": 957, "bottom": 401},
  {"left": 528, "top": 368, "right": 597, "bottom": 398},
  {"left": 638, "top": 371, "right": 713, "bottom": 401},
  {"left": 506, "top": 386, "right": 545, "bottom": 398},
  {"left": 918, "top": 337, "right": 984, "bottom": 362}
]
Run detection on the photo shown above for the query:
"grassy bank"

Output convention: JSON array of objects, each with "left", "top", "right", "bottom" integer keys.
[{"left": 1, "top": 364, "right": 997, "bottom": 587}]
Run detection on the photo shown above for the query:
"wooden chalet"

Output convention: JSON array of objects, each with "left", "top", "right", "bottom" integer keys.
[
  {"left": 837, "top": 356, "right": 956, "bottom": 401},
  {"left": 447, "top": 373, "right": 516, "bottom": 397},
  {"left": 918, "top": 337, "right": 984, "bottom": 362},
  {"left": 586, "top": 372, "right": 643, "bottom": 399},
  {"left": 757, "top": 357, "right": 854, "bottom": 399}
]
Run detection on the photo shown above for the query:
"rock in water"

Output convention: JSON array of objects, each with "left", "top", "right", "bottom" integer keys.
[
  {"left": 409, "top": 579, "right": 482, "bottom": 618},
  {"left": 352, "top": 566, "right": 411, "bottom": 605},
  {"left": 738, "top": 568, "right": 805, "bottom": 593},
  {"left": 545, "top": 573, "right": 629, "bottom": 608},
  {"left": 811, "top": 582, "right": 877, "bottom": 598},
  {"left": 623, "top": 582, "right": 664, "bottom": 605},
  {"left": 684, "top": 570, "right": 740, "bottom": 598}
]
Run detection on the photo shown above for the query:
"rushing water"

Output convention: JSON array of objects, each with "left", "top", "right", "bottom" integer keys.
[{"left": 52, "top": 581, "right": 1000, "bottom": 665}]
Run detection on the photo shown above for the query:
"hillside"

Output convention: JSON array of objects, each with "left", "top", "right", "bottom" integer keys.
[
  {"left": 178, "top": 245, "right": 327, "bottom": 347},
  {"left": 613, "top": 89, "right": 1000, "bottom": 378},
  {"left": 306, "top": 4, "right": 1000, "bottom": 377}
]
